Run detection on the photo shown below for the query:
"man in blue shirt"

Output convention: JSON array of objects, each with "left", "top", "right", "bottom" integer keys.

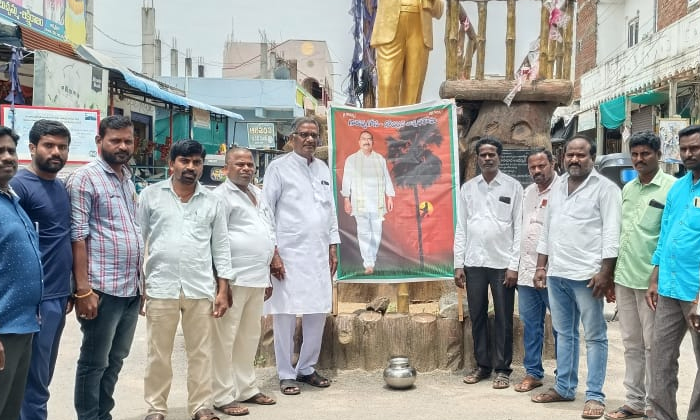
[
  {"left": 11, "top": 120, "right": 73, "bottom": 420},
  {"left": 646, "top": 124, "right": 700, "bottom": 420},
  {"left": 0, "top": 126, "right": 43, "bottom": 420}
]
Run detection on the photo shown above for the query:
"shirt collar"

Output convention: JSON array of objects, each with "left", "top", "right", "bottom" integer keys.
[
  {"left": 536, "top": 173, "right": 559, "bottom": 195},
  {"left": 0, "top": 184, "right": 15, "bottom": 199},
  {"left": 630, "top": 168, "right": 666, "bottom": 187},
  {"left": 163, "top": 177, "right": 204, "bottom": 197},
  {"left": 96, "top": 157, "right": 133, "bottom": 179},
  {"left": 223, "top": 178, "right": 251, "bottom": 194},
  {"left": 291, "top": 151, "right": 314, "bottom": 165},
  {"left": 477, "top": 170, "right": 505, "bottom": 186}
]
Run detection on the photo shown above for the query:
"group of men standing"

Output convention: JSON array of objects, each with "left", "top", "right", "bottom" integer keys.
[
  {"left": 0, "top": 115, "right": 339, "bottom": 420},
  {"left": 454, "top": 129, "right": 700, "bottom": 420}
]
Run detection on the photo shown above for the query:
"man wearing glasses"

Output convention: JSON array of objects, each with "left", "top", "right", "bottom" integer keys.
[{"left": 262, "top": 117, "right": 340, "bottom": 396}]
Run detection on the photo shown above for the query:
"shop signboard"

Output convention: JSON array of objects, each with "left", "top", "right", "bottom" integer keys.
[
  {"left": 1, "top": 105, "right": 99, "bottom": 164},
  {"left": 247, "top": 122, "right": 276, "bottom": 149},
  {"left": 0, "top": 0, "right": 86, "bottom": 44}
]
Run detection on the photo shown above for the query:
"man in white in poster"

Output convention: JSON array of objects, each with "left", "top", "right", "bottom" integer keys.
[{"left": 341, "top": 130, "right": 395, "bottom": 274}]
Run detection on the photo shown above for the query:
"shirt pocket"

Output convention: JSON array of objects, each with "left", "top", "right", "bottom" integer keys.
[
  {"left": 494, "top": 200, "right": 512, "bottom": 222},
  {"left": 569, "top": 198, "right": 597, "bottom": 221},
  {"left": 638, "top": 205, "right": 663, "bottom": 234},
  {"left": 183, "top": 209, "right": 211, "bottom": 239}
]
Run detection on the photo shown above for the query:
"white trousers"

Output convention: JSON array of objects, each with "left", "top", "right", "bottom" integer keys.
[
  {"left": 355, "top": 213, "right": 383, "bottom": 268},
  {"left": 211, "top": 286, "right": 264, "bottom": 407},
  {"left": 272, "top": 313, "right": 327, "bottom": 380}
]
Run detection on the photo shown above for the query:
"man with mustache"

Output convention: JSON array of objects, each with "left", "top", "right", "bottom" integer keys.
[
  {"left": 0, "top": 126, "right": 43, "bottom": 420},
  {"left": 10, "top": 120, "right": 74, "bottom": 420},
  {"left": 532, "top": 135, "right": 621, "bottom": 419},
  {"left": 138, "top": 139, "right": 233, "bottom": 420},
  {"left": 454, "top": 137, "right": 522, "bottom": 390},
  {"left": 67, "top": 115, "right": 144, "bottom": 420},
  {"left": 341, "top": 130, "right": 395, "bottom": 274},
  {"left": 604, "top": 131, "right": 675, "bottom": 420},
  {"left": 211, "top": 147, "right": 276, "bottom": 416},
  {"left": 263, "top": 117, "right": 340, "bottom": 396},
  {"left": 646, "top": 125, "right": 700, "bottom": 420},
  {"left": 513, "top": 148, "right": 558, "bottom": 393}
]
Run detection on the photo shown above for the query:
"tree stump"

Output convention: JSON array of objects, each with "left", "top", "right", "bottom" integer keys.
[{"left": 409, "top": 313, "right": 439, "bottom": 371}]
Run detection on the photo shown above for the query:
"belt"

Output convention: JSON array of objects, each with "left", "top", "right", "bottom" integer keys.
[{"left": 399, "top": 5, "right": 420, "bottom": 12}]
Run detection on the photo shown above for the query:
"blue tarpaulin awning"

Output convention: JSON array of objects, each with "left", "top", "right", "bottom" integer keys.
[
  {"left": 599, "top": 96, "right": 626, "bottom": 129},
  {"left": 76, "top": 45, "right": 242, "bottom": 120}
]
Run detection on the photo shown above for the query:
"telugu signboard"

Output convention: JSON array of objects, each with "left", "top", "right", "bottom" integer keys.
[
  {"left": 0, "top": 0, "right": 86, "bottom": 44},
  {"left": 1, "top": 105, "right": 99, "bottom": 163},
  {"left": 247, "top": 122, "right": 276, "bottom": 149}
]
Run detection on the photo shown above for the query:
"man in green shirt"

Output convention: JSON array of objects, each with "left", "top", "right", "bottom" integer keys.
[{"left": 605, "top": 131, "right": 676, "bottom": 420}]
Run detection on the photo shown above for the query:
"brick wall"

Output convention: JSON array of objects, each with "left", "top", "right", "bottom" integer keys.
[
  {"left": 574, "top": 0, "right": 597, "bottom": 100},
  {"left": 657, "top": 0, "right": 688, "bottom": 31}
]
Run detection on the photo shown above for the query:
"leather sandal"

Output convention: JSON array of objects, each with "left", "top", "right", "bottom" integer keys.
[{"left": 514, "top": 375, "right": 543, "bottom": 392}]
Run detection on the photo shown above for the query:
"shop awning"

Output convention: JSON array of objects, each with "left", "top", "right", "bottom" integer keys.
[
  {"left": 599, "top": 97, "right": 626, "bottom": 129},
  {"left": 76, "top": 45, "right": 242, "bottom": 120}
]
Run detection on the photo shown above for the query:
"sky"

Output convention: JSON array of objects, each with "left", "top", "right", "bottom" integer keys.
[{"left": 93, "top": 1, "right": 542, "bottom": 105}]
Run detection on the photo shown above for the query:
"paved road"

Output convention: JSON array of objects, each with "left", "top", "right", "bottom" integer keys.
[{"left": 49, "top": 313, "right": 695, "bottom": 420}]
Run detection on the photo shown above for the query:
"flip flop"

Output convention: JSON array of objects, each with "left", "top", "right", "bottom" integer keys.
[
  {"left": 242, "top": 392, "right": 276, "bottom": 405},
  {"left": 280, "top": 379, "right": 300, "bottom": 395},
  {"left": 213, "top": 402, "right": 248, "bottom": 417},
  {"left": 604, "top": 406, "right": 644, "bottom": 420},
  {"left": 514, "top": 375, "right": 543, "bottom": 392},
  {"left": 531, "top": 388, "right": 575, "bottom": 403}
]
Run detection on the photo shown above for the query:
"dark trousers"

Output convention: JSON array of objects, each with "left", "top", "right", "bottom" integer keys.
[
  {"left": 649, "top": 295, "right": 700, "bottom": 420},
  {"left": 74, "top": 293, "right": 139, "bottom": 420},
  {"left": 21, "top": 296, "right": 69, "bottom": 420},
  {"left": 0, "top": 333, "right": 33, "bottom": 420},
  {"left": 465, "top": 266, "right": 515, "bottom": 374}
]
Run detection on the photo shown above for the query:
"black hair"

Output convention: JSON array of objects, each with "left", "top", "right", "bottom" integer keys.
[
  {"left": 359, "top": 130, "right": 373, "bottom": 140},
  {"left": 564, "top": 133, "right": 597, "bottom": 156},
  {"left": 170, "top": 139, "right": 206, "bottom": 162},
  {"left": 628, "top": 130, "right": 661, "bottom": 152},
  {"left": 28, "top": 119, "right": 71, "bottom": 145},
  {"left": 678, "top": 124, "right": 700, "bottom": 139},
  {"left": 526, "top": 147, "right": 554, "bottom": 163},
  {"left": 474, "top": 136, "right": 503, "bottom": 156},
  {"left": 99, "top": 115, "right": 133, "bottom": 138},
  {"left": 0, "top": 125, "right": 19, "bottom": 145},
  {"left": 225, "top": 146, "right": 252, "bottom": 164}
]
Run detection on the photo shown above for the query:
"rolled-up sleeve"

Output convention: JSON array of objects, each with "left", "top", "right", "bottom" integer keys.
[
  {"left": 66, "top": 173, "right": 93, "bottom": 242},
  {"left": 453, "top": 185, "right": 467, "bottom": 268},
  {"left": 600, "top": 183, "right": 622, "bottom": 259}
]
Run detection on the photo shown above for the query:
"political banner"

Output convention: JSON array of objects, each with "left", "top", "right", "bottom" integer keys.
[{"left": 329, "top": 100, "right": 459, "bottom": 283}]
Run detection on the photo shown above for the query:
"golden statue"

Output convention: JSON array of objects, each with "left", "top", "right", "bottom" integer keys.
[{"left": 371, "top": 0, "right": 444, "bottom": 108}]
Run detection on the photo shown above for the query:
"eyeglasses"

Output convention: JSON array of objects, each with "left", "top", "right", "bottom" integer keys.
[{"left": 295, "top": 131, "right": 319, "bottom": 139}]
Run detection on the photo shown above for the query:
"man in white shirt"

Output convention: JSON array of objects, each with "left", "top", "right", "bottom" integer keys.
[
  {"left": 454, "top": 137, "right": 522, "bottom": 390},
  {"left": 262, "top": 117, "right": 340, "bottom": 396},
  {"left": 531, "top": 135, "right": 621, "bottom": 420},
  {"left": 138, "top": 140, "right": 233, "bottom": 420},
  {"left": 211, "top": 147, "right": 276, "bottom": 416},
  {"left": 514, "top": 148, "right": 558, "bottom": 393},
  {"left": 341, "top": 130, "right": 395, "bottom": 274}
]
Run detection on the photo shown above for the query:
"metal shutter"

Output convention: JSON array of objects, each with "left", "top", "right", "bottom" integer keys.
[{"left": 631, "top": 106, "right": 654, "bottom": 133}]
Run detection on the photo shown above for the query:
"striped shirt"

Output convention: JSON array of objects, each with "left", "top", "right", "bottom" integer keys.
[{"left": 67, "top": 158, "right": 143, "bottom": 297}]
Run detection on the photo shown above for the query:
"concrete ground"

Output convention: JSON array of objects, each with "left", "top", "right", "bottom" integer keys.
[{"left": 49, "top": 311, "right": 696, "bottom": 420}]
